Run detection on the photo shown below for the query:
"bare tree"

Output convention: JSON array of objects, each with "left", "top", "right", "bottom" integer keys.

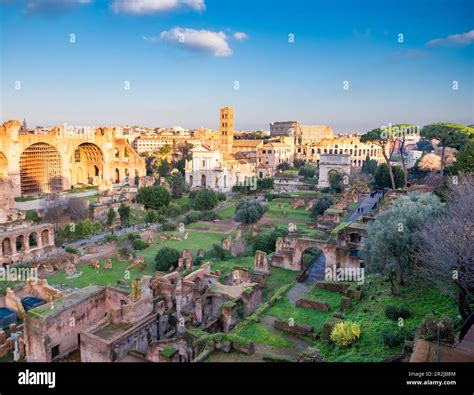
[
  {"left": 416, "top": 174, "right": 474, "bottom": 319},
  {"left": 67, "top": 197, "right": 89, "bottom": 221}
]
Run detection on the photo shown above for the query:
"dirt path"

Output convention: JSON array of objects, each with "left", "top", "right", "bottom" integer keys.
[{"left": 79, "top": 243, "right": 118, "bottom": 263}]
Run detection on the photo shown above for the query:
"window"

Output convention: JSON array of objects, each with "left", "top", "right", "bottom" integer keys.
[{"left": 51, "top": 345, "right": 60, "bottom": 359}]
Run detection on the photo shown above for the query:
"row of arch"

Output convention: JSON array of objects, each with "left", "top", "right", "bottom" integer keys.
[
  {"left": 1, "top": 229, "right": 51, "bottom": 258},
  {"left": 0, "top": 142, "right": 141, "bottom": 195},
  {"left": 309, "top": 148, "right": 382, "bottom": 156}
]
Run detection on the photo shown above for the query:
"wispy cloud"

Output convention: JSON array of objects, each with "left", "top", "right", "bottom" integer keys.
[
  {"left": 145, "top": 27, "right": 234, "bottom": 57},
  {"left": 233, "top": 32, "right": 248, "bottom": 41},
  {"left": 24, "top": 0, "right": 91, "bottom": 14},
  {"left": 111, "top": 0, "right": 205, "bottom": 15},
  {"left": 426, "top": 29, "right": 474, "bottom": 47}
]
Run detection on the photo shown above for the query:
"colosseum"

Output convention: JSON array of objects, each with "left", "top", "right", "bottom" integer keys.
[{"left": 0, "top": 120, "right": 146, "bottom": 197}]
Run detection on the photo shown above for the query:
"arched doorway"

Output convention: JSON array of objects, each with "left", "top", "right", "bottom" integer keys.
[
  {"left": 201, "top": 174, "right": 206, "bottom": 187},
  {"left": 115, "top": 168, "right": 120, "bottom": 183},
  {"left": 0, "top": 152, "right": 8, "bottom": 180},
  {"left": 2, "top": 239, "right": 12, "bottom": 256},
  {"left": 20, "top": 142, "right": 63, "bottom": 195},
  {"left": 189, "top": 175, "right": 193, "bottom": 186},
  {"left": 16, "top": 235, "right": 25, "bottom": 252},
  {"left": 29, "top": 232, "right": 38, "bottom": 248}
]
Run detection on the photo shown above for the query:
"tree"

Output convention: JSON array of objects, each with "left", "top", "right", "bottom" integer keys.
[
  {"left": 277, "top": 162, "right": 291, "bottom": 171},
  {"left": 391, "top": 124, "right": 417, "bottom": 187},
  {"left": 416, "top": 175, "right": 474, "bottom": 319},
  {"left": 235, "top": 200, "right": 266, "bottom": 224},
  {"left": 107, "top": 208, "right": 116, "bottom": 227},
  {"left": 67, "top": 197, "right": 88, "bottom": 221},
  {"left": 421, "top": 123, "right": 473, "bottom": 174},
  {"left": 329, "top": 171, "right": 343, "bottom": 193},
  {"left": 299, "top": 164, "right": 316, "bottom": 179},
  {"left": 136, "top": 186, "right": 171, "bottom": 209},
  {"left": 118, "top": 204, "right": 131, "bottom": 227},
  {"left": 174, "top": 158, "right": 186, "bottom": 176},
  {"left": 190, "top": 188, "right": 219, "bottom": 211},
  {"left": 361, "top": 128, "right": 397, "bottom": 189},
  {"left": 170, "top": 172, "right": 185, "bottom": 199},
  {"left": 311, "top": 196, "right": 333, "bottom": 218},
  {"left": 363, "top": 193, "right": 443, "bottom": 294},
  {"left": 157, "top": 159, "right": 170, "bottom": 177},
  {"left": 155, "top": 247, "right": 180, "bottom": 271},
  {"left": 374, "top": 163, "right": 404, "bottom": 189},
  {"left": 451, "top": 140, "right": 474, "bottom": 175},
  {"left": 361, "top": 155, "right": 378, "bottom": 175},
  {"left": 416, "top": 139, "right": 433, "bottom": 153},
  {"left": 418, "top": 153, "right": 441, "bottom": 172}
]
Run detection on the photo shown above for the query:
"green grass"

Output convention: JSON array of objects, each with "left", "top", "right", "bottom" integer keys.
[
  {"left": 264, "top": 275, "right": 458, "bottom": 362},
  {"left": 235, "top": 322, "right": 293, "bottom": 348},
  {"left": 65, "top": 186, "right": 98, "bottom": 194},
  {"left": 138, "top": 230, "right": 226, "bottom": 264},
  {"left": 266, "top": 199, "right": 311, "bottom": 222},
  {"left": 15, "top": 194, "right": 43, "bottom": 202},
  {"left": 47, "top": 257, "right": 155, "bottom": 289},
  {"left": 210, "top": 256, "right": 254, "bottom": 278},
  {"left": 263, "top": 267, "right": 299, "bottom": 301},
  {"left": 186, "top": 223, "right": 226, "bottom": 232},
  {"left": 216, "top": 203, "right": 236, "bottom": 219},
  {"left": 82, "top": 194, "right": 99, "bottom": 204}
]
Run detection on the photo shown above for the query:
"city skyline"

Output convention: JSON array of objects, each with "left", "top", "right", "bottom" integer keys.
[{"left": 1, "top": 0, "right": 473, "bottom": 132}]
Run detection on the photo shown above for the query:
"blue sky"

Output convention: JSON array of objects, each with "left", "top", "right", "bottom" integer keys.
[{"left": 1, "top": 0, "right": 473, "bottom": 132}]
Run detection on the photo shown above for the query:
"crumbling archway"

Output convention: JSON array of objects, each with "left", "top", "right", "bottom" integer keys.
[
  {"left": 73, "top": 143, "right": 104, "bottom": 184},
  {"left": 20, "top": 142, "right": 63, "bottom": 195}
]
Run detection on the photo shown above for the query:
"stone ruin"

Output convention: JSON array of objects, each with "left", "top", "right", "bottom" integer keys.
[
  {"left": 221, "top": 233, "right": 247, "bottom": 257},
  {"left": 0, "top": 178, "right": 25, "bottom": 223},
  {"left": 89, "top": 259, "right": 100, "bottom": 270},
  {"left": 197, "top": 249, "right": 205, "bottom": 258},
  {"left": 178, "top": 249, "right": 193, "bottom": 270},
  {"left": 127, "top": 256, "right": 145, "bottom": 271},
  {"left": 291, "top": 198, "right": 305, "bottom": 209},
  {"left": 159, "top": 233, "right": 181, "bottom": 241},
  {"left": 253, "top": 250, "right": 270, "bottom": 275}
]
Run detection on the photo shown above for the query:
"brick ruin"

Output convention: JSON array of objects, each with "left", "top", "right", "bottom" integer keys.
[{"left": 0, "top": 179, "right": 55, "bottom": 267}]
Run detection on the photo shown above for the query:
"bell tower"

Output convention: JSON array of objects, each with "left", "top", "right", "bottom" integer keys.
[{"left": 219, "top": 107, "right": 234, "bottom": 152}]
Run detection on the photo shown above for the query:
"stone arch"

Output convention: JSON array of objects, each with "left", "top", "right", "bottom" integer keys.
[
  {"left": 124, "top": 147, "right": 129, "bottom": 158},
  {"left": 2, "top": 238, "right": 12, "bottom": 256},
  {"left": 215, "top": 176, "right": 219, "bottom": 189},
  {"left": 29, "top": 232, "right": 38, "bottom": 248},
  {"left": 41, "top": 229, "right": 49, "bottom": 246},
  {"left": 74, "top": 143, "right": 104, "bottom": 184},
  {"left": 189, "top": 174, "right": 193, "bottom": 186},
  {"left": 20, "top": 142, "right": 63, "bottom": 195},
  {"left": 115, "top": 168, "right": 120, "bottom": 183},
  {"left": 201, "top": 174, "right": 206, "bottom": 187},
  {"left": 0, "top": 151, "right": 8, "bottom": 180},
  {"left": 114, "top": 147, "right": 120, "bottom": 158},
  {"left": 16, "top": 235, "right": 25, "bottom": 252}
]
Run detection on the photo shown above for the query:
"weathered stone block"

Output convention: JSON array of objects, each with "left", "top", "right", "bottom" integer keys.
[
  {"left": 340, "top": 296, "right": 351, "bottom": 310},
  {"left": 296, "top": 299, "right": 330, "bottom": 312}
]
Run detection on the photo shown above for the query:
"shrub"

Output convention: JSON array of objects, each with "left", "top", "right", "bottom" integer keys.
[
  {"left": 211, "top": 243, "right": 228, "bottom": 260},
  {"left": 321, "top": 318, "right": 342, "bottom": 342},
  {"left": 375, "top": 163, "right": 404, "bottom": 189},
  {"left": 385, "top": 305, "right": 411, "bottom": 321},
  {"left": 330, "top": 321, "right": 361, "bottom": 347},
  {"left": 65, "top": 246, "right": 78, "bottom": 254},
  {"left": 132, "top": 239, "right": 150, "bottom": 250},
  {"left": 136, "top": 186, "right": 171, "bottom": 209},
  {"left": 145, "top": 210, "right": 159, "bottom": 223},
  {"left": 155, "top": 247, "right": 180, "bottom": 271},
  {"left": 161, "top": 220, "right": 178, "bottom": 231},
  {"left": 190, "top": 188, "right": 219, "bottom": 211},
  {"left": 184, "top": 210, "right": 201, "bottom": 224},
  {"left": 217, "top": 192, "right": 227, "bottom": 202},
  {"left": 253, "top": 228, "right": 288, "bottom": 254},
  {"left": 235, "top": 199, "right": 266, "bottom": 224},
  {"left": 417, "top": 315, "right": 456, "bottom": 344},
  {"left": 119, "top": 247, "right": 130, "bottom": 257},
  {"left": 160, "top": 202, "right": 181, "bottom": 218},
  {"left": 199, "top": 210, "right": 218, "bottom": 221},
  {"left": 127, "top": 233, "right": 141, "bottom": 242},
  {"left": 383, "top": 331, "right": 405, "bottom": 347},
  {"left": 311, "top": 196, "right": 333, "bottom": 218}
]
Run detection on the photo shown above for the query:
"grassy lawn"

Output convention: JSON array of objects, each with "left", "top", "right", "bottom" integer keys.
[
  {"left": 263, "top": 267, "right": 299, "bottom": 301},
  {"left": 138, "top": 230, "right": 225, "bottom": 264},
  {"left": 186, "top": 223, "right": 227, "bottom": 232},
  {"left": 81, "top": 194, "right": 99, "bottom": 204},
  {"left": 236, "top": 321, "right": 293, "bottom": 348},
  {"left": 264, "top": 275, "right": 458, "bottom": 362},
  {"left": 47, "top": 257, "right": 155, "bottom": 290},
  {"left": 65, "top": 186, "right": 98, "bottom": 194},
  {"left": 266, "top": 199, "right": 311, "bottom": 222},
  {"left": 216, "top": 203, "right": 236, "bottom": 219},
  {"left": 130, "top": 208, "right": 147, "bottom": 225}
]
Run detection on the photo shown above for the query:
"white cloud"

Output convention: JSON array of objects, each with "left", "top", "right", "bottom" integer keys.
[
  {"left": 155, "top": 27, "right": 233, "bottom": 57},
  {"left": 426, "top": 29, "right": 474, "bottom": 47},
  {"left": 111, "top": 0, "right": 205, "bottom": 14},
  {"left": 233, "top": 32, "right": 248, "bottom": 41}
]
